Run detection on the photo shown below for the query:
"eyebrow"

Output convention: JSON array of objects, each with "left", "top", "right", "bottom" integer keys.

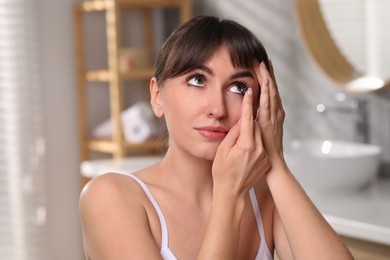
[
  {"left": 196, "top": 65, "right": 214, "bottom": 76},
  {"left": 196, "top": 65, "right": 255, "bottom": 80},
  {"left": 229, "top": 70, "right": 255, "bottom": 80}
]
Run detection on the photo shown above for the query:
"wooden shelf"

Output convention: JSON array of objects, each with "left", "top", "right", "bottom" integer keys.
[
  {"left": 122, "top": 69, "right": 155, "bottom": 80},
  {"left": 85, "top": 68, "right": 155, "bottom": 82},
  {"left": 74, "top": 0, "right": 191, "bottom": 163},
  {"left": 76, "top": 0, "right": 189, "bottom": 13},
  {"left": 89, "top": 138, "right": 163, "bottom": 154},
  {"left": 85, "top": 70, "right": 111, "bottom": 81},
  {"left": 88, "top": 139, "right": 116, "bottom": 153},
  {"left": 75, "top": 0, "right": 108, "bottom": 12}
]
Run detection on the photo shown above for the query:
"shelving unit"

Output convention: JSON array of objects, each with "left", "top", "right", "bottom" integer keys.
[{"left": 73, "top": 0, "right": 191, "bottom": 176}]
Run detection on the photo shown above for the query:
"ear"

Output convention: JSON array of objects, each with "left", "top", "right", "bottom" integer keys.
[{"left": 150, "top": 77, "right": 164, "bottom": 118}]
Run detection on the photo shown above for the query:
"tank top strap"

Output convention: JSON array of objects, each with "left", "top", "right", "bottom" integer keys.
[
  {"left": 249, "top": 187, "right": 273, "bottom": 260},
  {"left": 125, "top": 173, "right": 169, "bottom": 250}
]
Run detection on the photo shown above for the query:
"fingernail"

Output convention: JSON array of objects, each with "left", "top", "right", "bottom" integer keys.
[
  {"left": 260, "top": 61, "right": 266, "bottom": 69},
  {"left": 247, "top": 87, "right": 253, "bottom": 96}
]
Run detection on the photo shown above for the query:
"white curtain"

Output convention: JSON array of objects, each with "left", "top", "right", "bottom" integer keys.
[{"left": 0, "top": 0, "right": 50, "bottom": 259}]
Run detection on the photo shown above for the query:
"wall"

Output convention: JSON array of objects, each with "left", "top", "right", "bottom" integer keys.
[
  {"left": 37, "top": 1, "right": 184, "bottom": 259},
  {"left": 36, "top": 0, "right": 390, "bottom": 259},
  {"left": 199, "top": 0, "right": 390, "bottom": 167},
  {"left": 39, "top": 0, "right": 83, "bottom": 259},
  {"left": 37, "top": 1, "right": 183, "bottom": 259}
]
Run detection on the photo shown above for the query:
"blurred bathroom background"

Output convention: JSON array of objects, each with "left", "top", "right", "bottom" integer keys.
[{"left": 0, "top": 0, "right": 389, "bottom": 259}]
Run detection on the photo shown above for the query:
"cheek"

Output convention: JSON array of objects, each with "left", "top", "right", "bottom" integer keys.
[
  {"left": 226, "top": 94, "right": 258, "bottom": 121},
  {"left": 226, "top": 96, "right": 244, "bottom": 121},
  {"left": 162, "top": 91, "right": 195, "bottom": 126}
]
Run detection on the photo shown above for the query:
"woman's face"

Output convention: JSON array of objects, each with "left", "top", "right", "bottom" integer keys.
[{"left": 152, "top": 46, "right": 260, "bottom": 161}]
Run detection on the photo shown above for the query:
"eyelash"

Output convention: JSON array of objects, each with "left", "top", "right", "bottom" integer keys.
[
  {"left": 230, "top": 80, "right": 249, "bottom": 95},
  {"left": 186, "top": 72, "right": 250, "bottom": 96},
  {"left": 186, "top": 73, "right": 206, "bottom": 87}
]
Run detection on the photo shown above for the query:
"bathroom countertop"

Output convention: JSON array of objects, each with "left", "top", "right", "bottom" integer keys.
[
  {"left": 80, "top": 156, "right": 163, "bottom": 179},
  {"left": 80, "top": 157, "right": 390, "bottom": 246},
  {"left": 307, "top": 178, "right": 390, "bottom": 246}
]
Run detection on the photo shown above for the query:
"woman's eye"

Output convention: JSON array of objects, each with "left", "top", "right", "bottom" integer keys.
[
  {"left": 187, "top": 75, "right": 206, "bottom": 87},
  {"left": 229, "top": 82, "right": 248, "bottom": 95}
]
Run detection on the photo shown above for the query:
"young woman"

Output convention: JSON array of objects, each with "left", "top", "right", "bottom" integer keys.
[{"left": 79, "top": 15, "right": 353, "bottom": 260}]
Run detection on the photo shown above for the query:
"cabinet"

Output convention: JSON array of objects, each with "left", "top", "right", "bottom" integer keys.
[
  {"left": 341, "top": 236, "right": 390, "bottom": 260},
  {"left": 273, "top": 236, "right": 390, "bottom": 260},
  {"left": 73, "top": 0, "right": 191, "bottom": 179}
]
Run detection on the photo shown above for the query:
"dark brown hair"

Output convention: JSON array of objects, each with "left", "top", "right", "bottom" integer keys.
[{"left": 154, "top": 15, "right": 270, "bottom": 85}]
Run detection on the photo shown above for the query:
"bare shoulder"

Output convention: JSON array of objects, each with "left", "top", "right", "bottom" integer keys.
[
  {"left": 79, "top": 172, "right": 162, "bottom": 259},
  {"left": 80, "top": 172, "right": 143, "bottom": 208}
]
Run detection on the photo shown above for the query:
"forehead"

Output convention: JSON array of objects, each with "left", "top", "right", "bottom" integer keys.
[
  {"left": 204, "top": 46, "right": 232, "bottom": 66},
  {"left": 200, "top": 46, "right": 256, "bottom": 77}
]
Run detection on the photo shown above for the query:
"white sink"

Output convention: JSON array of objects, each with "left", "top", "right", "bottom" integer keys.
[{"left": 284, "top": 139, "right": 382, "bottom": 193}]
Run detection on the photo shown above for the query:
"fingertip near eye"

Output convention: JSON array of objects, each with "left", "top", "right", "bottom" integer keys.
[{"left": 246, "top": 87, "right": 253, "bottom": 96}]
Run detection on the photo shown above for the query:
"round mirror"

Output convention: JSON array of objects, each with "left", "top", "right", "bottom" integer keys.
[{"left": 294, "top": 0, "right": 390, "bottom": 92}]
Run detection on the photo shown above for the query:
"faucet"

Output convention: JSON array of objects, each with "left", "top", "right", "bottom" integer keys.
[{"left": 317, "top": 98, "right": 369, "bottom": 143}]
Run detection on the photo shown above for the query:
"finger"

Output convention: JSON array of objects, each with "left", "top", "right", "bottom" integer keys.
[
  {"left": 259, "top": 62, "right": 285, "bottom": 158},
  {"left": 269, "top": 60, "right": 283, "bottom": 105},
  {"left": 260, "top": 62, "right": 278, "bottom": 120},
  {"left": 255, "top": 63, "right": 268, "bottom": 124},
  {"left": 267, "top": 60, "right": 285, "bottom": 124},
  {"left": 254, "top": 123, "right": 262, "bottom": 146},
  {"left": 260, "top": 62, "right": 273, "bottom": 97},
  {"left": 236, "top": 87, "right": 254, "bottom": 148},
  {"left": 258, "top": 69, "right": 271, "bottom": 126},
  {"left": 268, "top": 60, "right": 277, "bottom": 86},
  {"left": 217, "top": 121, "right": 240, "bottom": 154}
]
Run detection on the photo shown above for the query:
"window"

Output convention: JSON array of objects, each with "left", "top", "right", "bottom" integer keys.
[{"left": 0, "top": 1, "right": 50, "bottom": 259}]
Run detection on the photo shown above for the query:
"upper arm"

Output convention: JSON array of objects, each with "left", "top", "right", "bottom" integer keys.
[
  {"left": 79, "top": 174, "right": 162, "bottom": 260},
  {"left": 273, "top": 208, "right": 294, "bottom": 260}
]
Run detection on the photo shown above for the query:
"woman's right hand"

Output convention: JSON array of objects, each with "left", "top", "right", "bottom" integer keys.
[
  {"left": 212, "top": 86, "right": 271, "bottom": 198},
  {"left": 198, "top": 87, "right": 272, "bottom": 260}
]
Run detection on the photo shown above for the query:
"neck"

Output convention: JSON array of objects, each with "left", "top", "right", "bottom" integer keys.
[{"left": 158, "top": 145, "right": 214, "bottom": 205}]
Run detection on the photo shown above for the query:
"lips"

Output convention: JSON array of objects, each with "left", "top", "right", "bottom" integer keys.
[{"left": 195, "top": 126, "right": 229, "bottom": 140}]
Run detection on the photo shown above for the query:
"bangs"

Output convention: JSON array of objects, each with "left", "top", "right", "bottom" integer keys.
[
  {"left": 155, "top": 16, "right": 269, "bottom": 85},
  {"left": 221, "top": 21, "right": 270, "bottom": 69}
]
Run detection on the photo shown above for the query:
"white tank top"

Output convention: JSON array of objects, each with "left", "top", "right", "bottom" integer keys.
[{"left": 126, "top": 173, "right": 273, "bottom": 260}]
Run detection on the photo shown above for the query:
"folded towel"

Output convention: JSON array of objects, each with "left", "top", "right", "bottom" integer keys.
[
  {"left": 123, "top": 117, "right": 160, "bottom": 143},
  {"left": 92, "top": 101, "right": 160, "bottom": 143}
]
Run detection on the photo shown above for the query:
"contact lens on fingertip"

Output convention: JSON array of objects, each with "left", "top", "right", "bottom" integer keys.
[
  {"left": 247, "top": 87, "right": 252, "bottom": 96},
  {"left": 239, "top": 86, "right": 248, "bottom": 95}
]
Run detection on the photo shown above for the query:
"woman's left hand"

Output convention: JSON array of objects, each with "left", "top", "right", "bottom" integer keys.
[{"left": 255, "top": 61, "right": 285, "bottom": 163}]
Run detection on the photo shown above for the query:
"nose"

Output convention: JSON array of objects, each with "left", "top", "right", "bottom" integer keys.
[{"left": 206, "top": 89, "right": 227, "bottom": 119}]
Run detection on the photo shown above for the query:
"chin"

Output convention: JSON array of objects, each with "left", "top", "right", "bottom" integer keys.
[
  {"left": 171, "top": 137, "right": 221, "bottom": 162},
  {"left": 194, "top": 144, "right": 219, "bottom": 161},
  {"left": 201, "top": 152, "right": 217, "bottom": 162}
]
